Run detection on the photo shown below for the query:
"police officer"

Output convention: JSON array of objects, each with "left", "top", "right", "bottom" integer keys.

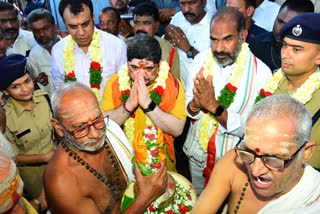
[{"left": 0, "top": 54, "right": 53, "bottom": 212}]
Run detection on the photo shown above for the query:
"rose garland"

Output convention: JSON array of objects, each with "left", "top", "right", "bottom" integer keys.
[
  {"left": 255, "top": 69, "right": 320, "bottom": 104},
  {"left": 198, "top": 43, "right": 250, "bottom": 151},
  {"left": 118, "top": 61, "right": 170, "bottom": 143},
  {"left": 63, "top": 28, "right": 103, "bottom": 100}
]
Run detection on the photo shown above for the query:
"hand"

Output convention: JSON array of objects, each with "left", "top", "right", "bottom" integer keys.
[
  {"left": 126, "top": 80, "right": 139, "bottom": 112},
  {"left": 43, "top": 147, "right": 55, "bottom": 163},
  {"left": 135, "top": 161, "right": 167, "bottom": 205},
  {"left": 193, "top": 73, "right": 218, "bottom": 111},
  {"left": 119, "top": 20, "right": 133, "bottom": 38},
  {"left": 137, "top": 75, "right": 152, "bottom": 109},
  {"left": 35, "top": 72, "right": 49, "bottom": 86},
  {"left": 159, "top": 8, "right": 176, "bottom": 23},
  {"left": 165, "top": 25, "right": 191, "bottom": 52}
]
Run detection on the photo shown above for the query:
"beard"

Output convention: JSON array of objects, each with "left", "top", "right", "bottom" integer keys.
[
  {"left": 36, "top": 36, "right": 58, "bottom": 49},
  {"left": 213, "top": 37, "right": 243, "bottom": 67},
  {"left": 62, "top": 128, "right": 106, "bottom": 152}
]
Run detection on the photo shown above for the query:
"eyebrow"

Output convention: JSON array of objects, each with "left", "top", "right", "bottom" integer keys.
[
  {"left": 72, "top": 113, "right": 101, "bottom": 128},
  {"left": 210, "top": 34, "right": 234, "bottom": 41},
  {"left": 67, "top": 19, "right": 91, "bottom": 28},
  {"left": 283, "top": 40, "right": 304, "bottom": 49}
]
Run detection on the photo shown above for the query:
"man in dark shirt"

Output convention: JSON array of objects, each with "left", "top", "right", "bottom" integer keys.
[{"left": 248, "top": 0, "right": 314, "bottom": 71}]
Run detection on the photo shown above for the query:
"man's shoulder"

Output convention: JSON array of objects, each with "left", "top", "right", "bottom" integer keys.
[
  {"left": 51, "top": 36, "right": 68, "bottom": 55},
  {"left": 29, "top": 44, "right": 46, "bottom": 57},
  {"left": 170, "top": 11, "right": 187, "bottom": 25}
]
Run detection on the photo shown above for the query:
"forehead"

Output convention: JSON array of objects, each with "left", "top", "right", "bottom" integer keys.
[
  {"left": 134, "top": 15, "right": 154, "bottom": 21},
  {"left": 101, "top": 10, "right": 117, "bottom": 20},
  {"left": 211, "top": 18, "right": 238, "bottom": 37},
  {"left": 30, "top": 18, "right": 52, "bottom": 28},
  {"left": 180, "top": 0, "right": 201, "bottom": 3},
  {"left": 278, "top": 7, "right": 299, "bottom": 22},
  {"left": 283, "top": 37, "right": 318, "bottom": 50},
  {"left": 128, "top": 58, "right": 155, "bottom": 65},
  {"left": 10, "top": 73, "right": 30, "bottom": 85},
  {"left": 227, "top": 0, "right": 245, "bottom": 8},
  {"left": 0, "top": 9, "right": 16, "bottom": 17},
  {"left": 63, "top": 4, "right": 92, "bottom": 24}
]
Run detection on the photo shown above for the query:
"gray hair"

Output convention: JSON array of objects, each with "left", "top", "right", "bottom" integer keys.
[
  {"left": 51, "top": 82, "right": 95, "bottom": 120},
  {"left": 248, "top": 95, "right": 312, "bottom": 146}
]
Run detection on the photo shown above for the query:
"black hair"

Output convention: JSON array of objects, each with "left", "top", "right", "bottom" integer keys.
[
  {"left": 212, "top": 7, "right": 246, "bottom": 33},
  {"left": 0, "top": 1, "right": 18, "bottom": 15},
  {"left": 58, "top": 0, "right": 93, "bottom": 19},
  {"left": 279, "top": 0, "right": 314, "bottom": 14},
  {"left": 27, "top": 8, "right": 55, "bottom": 27},
  {"left": 127, "top": 34, "right": 161, "bottom": 63},
  {"left": 133, "top": 1, "right": 159, "bottom": 22},
  {"left": 100, "top": 7, "right": 121, "bottom": 23},
  {"left": 243, "top": 0, "right": 256, "bottom": 9}
]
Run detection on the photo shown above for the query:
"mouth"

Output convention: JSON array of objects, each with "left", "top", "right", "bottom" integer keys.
[
  {"left": 251, "top": 175, "right": 273, "bottom": 189},
  {"left": 79, "top": 37, "right": 88, "bottom": 43}
]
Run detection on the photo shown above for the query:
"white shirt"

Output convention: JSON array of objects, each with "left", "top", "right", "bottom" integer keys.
[
  {"left": 253, "top": 0, "right": 281, "bottom": 32},
  {"left": 51, "top": 29, "right": 127, "bottom": 99},
  {"left": 169, "top": 11, "right": 213, "bottom": 88},
  {"left": 183, "top": 47, "right": 272, "bottom": 168},
  {"left": 27, "top": 43, "right": 55, "bottom": 95},
  {"left": 6, "top": 29, "right": 37, "bottom": 57}
]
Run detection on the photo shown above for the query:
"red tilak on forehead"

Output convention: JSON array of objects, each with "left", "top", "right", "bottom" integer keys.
[
  {"left": 255, "top": 148, "right": 260, "bottom": 153},
  {"left": 138, "top": 61, "right": 145, "bottom": 68}
]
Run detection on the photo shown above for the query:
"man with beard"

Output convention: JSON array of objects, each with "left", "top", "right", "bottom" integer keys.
[
  {"left": 101, "top": 34, "right": 186, "bottom": 172},
  {"left": 0, "top": 54, "right": 55, "bottom": 212},
  {"left": 248, "top": 0, "right": 314, "bottom": 71},
  {"left": 98, "top": 7, "right": 124, "bottom": 40},
  {"left": 0, "top": 1, "right": 36, "bottom": 57},
  {"left": 27, "top": 8, "right": 60, "bottom": 95},
  {"left": 183, "top": 7, "right": 271, "bottom": 195},
  {"left": 0, "top": 28, "right": 8, "bottom": 59},
  {"left": 191, "top": 95, "right": 320, "bottom": 213},
  {"left": 46, "top": 82, "right": 167, "bottom": 213},
  {"left": 52, "top": 0, "right": 127, "bottom": 102},
  {"left": 131, "top": 1, "right": 180, "bottom": 80},
  {"left": 165, "top": 0, "right": 215, "bottom": 88}
]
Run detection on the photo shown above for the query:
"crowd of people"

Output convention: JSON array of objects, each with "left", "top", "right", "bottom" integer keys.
[{"left": 0, "top": 0, "right": 320, "bottom": 213}]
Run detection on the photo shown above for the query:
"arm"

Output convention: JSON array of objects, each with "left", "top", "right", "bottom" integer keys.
[
  {"left": 124, "top": 161, "right": 167, "bottom": 214},
  {"left": 15, "top": 148, "right": 54, "bottom": 165},
  {"left": 51, "top": 42, "right": 65, "bottom": 90},
  {"left": 44, "top": 169, "right": 100, "bottom": 214},
  {"left": 191, "top": 151, "right": 236, "bottom": 214}
]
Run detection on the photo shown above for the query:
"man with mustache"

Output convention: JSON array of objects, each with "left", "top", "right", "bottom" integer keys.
[
  {"left": 109, "top": 0, "right": 133, "bottom": 38},
  {"left": 164, "top": 0, "right": 215, "bottom": 88},
  {"left": 256, "top": 12, "right": 320, "bottom": 171},
  {"left": 0, "top": 1, "right": 36, "bottom": 57},
  {"left": 98, "top": 7, "right": 124, "bottom": 40},
  {"left": 46, "top": 81, "right": 167, "bottom": 213},
  {"left": 101, "top": 34, "right": 186, "bottom": 172},
  {"left": 0, "top": 54, "right": 55, "bottom": 212},
  {"left": 183, "top": 7, "right": 271, "bottom": 195},
  {"left": 0, "top": 28, "right": 8, "bottom": 59},
  {"left": 27, "top": 8, "right": 60, "bottom": 96},
  {"left": 131, "top": 1, "right": 180, "bottom": 80},
  {"left": 192, "top": 95, "right": 320, "bottom": 213}
]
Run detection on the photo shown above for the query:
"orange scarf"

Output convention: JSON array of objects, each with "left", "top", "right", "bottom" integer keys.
[{"left": 111, "top": 73, "right": 179, "bottom": 161}]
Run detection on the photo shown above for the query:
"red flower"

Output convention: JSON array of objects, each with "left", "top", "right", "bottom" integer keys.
[
  {"left": 145, "top": 133, "right": 156, "bottom": 140},
  {"left": 187, "top": 195, "right": 192, "bottom": 200},
  {"left": 90, "top": 61, "right": 101, "bottom": 71},
  {"left": 90, "top": 83, "right": 100, "bottom": 89},
  {"left": 150, "top": 163, "right": 161, "bottom": 169},
  {"left": 67, "top": 71, "right": 75, "bottom": 78},
  {"left": 226, "top": 83, "right": 237, "bottom": 92},
  {"left": 167, "top": 210, "right": 174, "bottom": 214},
  {"left": 121, "top": 89, "right": 130, "bottom": 96},
  {"left": 151, "top": 149, "right": 159, "bottom": 157},
  {"left": 168, "top": 182, "right": 175, "bottom": 189},
  {"left": 149, "top": 204, "right": 156, "bottom": 211},
  {"left": 130, "top": 113, "right": 135, "bottom": 118},
  {"left": 178, "top": 204, "right": 189, "bottom": 213},
  {"left": 261, "top": 89, "right": 272, "bottom": 97},
  {"left": 154, "top": 86, "right": 164, "bottom": 95}
]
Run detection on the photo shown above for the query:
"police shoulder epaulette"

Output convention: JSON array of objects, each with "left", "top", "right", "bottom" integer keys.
[{"left": 33, "top": 89, "right": 49, "bottom": 97}]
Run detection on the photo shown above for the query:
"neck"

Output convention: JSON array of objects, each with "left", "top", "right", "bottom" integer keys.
[
  {"left": 191, "top": 10, "right": 206, "bottom": 25},
  {"left": 285, "top": 68, "right": 318, "bottom": 90},
  {"left": 247, "top": 19, "right": 253, "bottom": 31},
  {"left": 16, "top": 99, "right": 33, "bottom": 110}
]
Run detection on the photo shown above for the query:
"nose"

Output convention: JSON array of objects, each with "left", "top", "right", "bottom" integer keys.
[
  {"left": 78, "top": 26, "right": 85, "bottom": 36},
  {"left": 87, "top": 125, "right": 100, "bottom": 139},
  {"left": 213, "top": 40, "right": 224, "bottom": 53},
  {"left": 248, "top": 158, "right": 269, "bottom": 177},
  {"left": 281, "top": 45, "right": 289, "bottom": 59}
]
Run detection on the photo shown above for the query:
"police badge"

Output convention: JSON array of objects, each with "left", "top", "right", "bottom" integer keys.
[{"left": 292, "top": 24, "right": 302, "bottom": 36}]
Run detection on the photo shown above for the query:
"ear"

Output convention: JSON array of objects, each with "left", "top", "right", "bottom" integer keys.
[
  {"left": 154, "top": 21, "right": 160, "bottom": 33},
  {"left": 246, "top": 6, "right": 255, "bottom": 17},
  {"left": 54, "top": 24, "right": 58, "bottom": 32},
  {"left": 315, "top": 47, "right": 320, "bottom": 66},
  {"left": 301, "top": 141, "right": 316, "bottom": 163},
  {"left": 241, "top": 29, "right": 248, "bottom": 42},
  {"left": 51, "top": 118, "right": 64, "bottom": 138}
]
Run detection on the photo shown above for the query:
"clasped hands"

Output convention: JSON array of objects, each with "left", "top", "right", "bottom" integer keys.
[
  {"left": 125, "top": 74, "right": 153, "bottom": 112},
  {"left": 165, "top": 24, "right": 191, "bottom": 52},
  {"left": 191, "top": 72, "right": 219, "bottom": 113}
]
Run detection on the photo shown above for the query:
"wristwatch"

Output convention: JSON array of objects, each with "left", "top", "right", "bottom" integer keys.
[
  {"left": 212, "top": 105, "right": 224, "bottom": 117},
  {"left": 143, "top": 100, "right": 157, "bottom": 113},
  {"left": 186, "top": 46, "right": 194, "bottom": 58}
]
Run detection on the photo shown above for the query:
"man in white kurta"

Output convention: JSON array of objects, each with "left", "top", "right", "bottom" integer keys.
[{"left": 183, "top": 7, "right": 271, "bottom": 195}]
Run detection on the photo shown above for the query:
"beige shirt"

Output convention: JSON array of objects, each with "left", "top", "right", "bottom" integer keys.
[
  {"left": 4, "top": 90, "right": 53, "bottom": 155},
  {"left": 274, "top": 68, "right": 320, "bottom": 169}
]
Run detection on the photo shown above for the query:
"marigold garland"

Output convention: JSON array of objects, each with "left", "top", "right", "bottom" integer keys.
[
  {"left": 117, "top": 61, "right": 170, "bottom": 143},
  {"left": 255, "top": 69, "right": 320, "bottom": 104},
  {"left": 63, "top": 28, "right": 103, "bottom": 100},
  {"left": 198, "top": 43, "right": 250, "bottom": 151}
]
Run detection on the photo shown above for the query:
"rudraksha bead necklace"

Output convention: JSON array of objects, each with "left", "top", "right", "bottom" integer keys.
[{"left": 234, "top": 181, "right": 249, "bottom": 213}]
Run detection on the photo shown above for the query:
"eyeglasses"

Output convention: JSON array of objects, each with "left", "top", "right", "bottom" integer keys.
[
  {"left": 234, "top": 138, "right": 307, "bottom": 170},
  {"left": 62, "top": 115, "right": 109, "bottom": 139}
]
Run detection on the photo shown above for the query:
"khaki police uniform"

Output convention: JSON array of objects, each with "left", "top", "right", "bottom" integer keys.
[{"left": 4, "top": 89, "right": 53, "bottom": 199}]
